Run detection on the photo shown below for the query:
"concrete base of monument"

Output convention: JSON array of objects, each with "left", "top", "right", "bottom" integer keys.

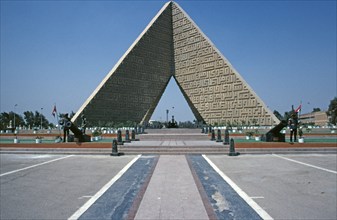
[{"left": 0, "top": 142, "right": 336, "bottom": 155}]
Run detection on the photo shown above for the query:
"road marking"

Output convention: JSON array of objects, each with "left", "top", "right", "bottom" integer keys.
[
  {"left": 68, "top": 154, "right": 142, "bottom": 220},
  {"left": 250, "top": 196, "right": 265, "bottom": 199},
  {"left": 0, "top": 155, "right": 74, "bottom": 177},
  {"left": 202, "top": 155, "right": 273, "bottom": 220},
  {"left": 272, "top": 154, "right": 337, "bottom": 174},
  {"left": 78, "top": 196, "right": 93, "bottom": 200}
]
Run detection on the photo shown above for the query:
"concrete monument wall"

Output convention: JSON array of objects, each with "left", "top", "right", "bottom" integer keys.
[
  {"left": 172, "top": 3, "right": 279, "bottom": 126},
  {"left": 72, "top": 2, "right": 280, "bottom": 126},
  {"left": 72, "top": 2, "right": 174, "bottom": 125}
]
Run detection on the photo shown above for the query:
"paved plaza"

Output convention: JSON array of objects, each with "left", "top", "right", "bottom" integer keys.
[{"left": 0, "top": 152, "right": 336, "bottom": 220}]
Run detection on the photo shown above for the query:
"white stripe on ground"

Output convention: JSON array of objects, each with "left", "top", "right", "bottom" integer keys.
[
  {"left": 250, "top": 196, "right": 265, "bottom": 199},
  {"left": 0, "top": 155, "right": 74, "bottom": 177},
  {"left": 202, "top": 155, "right": 274, "bottom": 220},
  {"left": 272, "top": 154, "right": 337, "bottom": 174},
  {"left": 68, "top": 154, "right": 142, "bottom": 220}
]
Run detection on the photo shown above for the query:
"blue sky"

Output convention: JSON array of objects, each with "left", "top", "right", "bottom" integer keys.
[{"left": 1, "top": 0, "right": 336, "bottom": 123}]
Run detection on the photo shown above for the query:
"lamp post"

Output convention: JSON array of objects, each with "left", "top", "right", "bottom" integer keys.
[
  {"left": 166, "top": 109, "right": 169, "bottom": 123},
  {"left": 171, "top": 106, "right": 175, "bottom": 125},
  {"left": 40, "top": 108, "right": 43, "bottom": 130},
  {"left": 14, "top": 104, "right": 18, "bottom": 130}
]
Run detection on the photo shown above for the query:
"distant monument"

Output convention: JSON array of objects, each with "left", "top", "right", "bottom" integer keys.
[
  {"left": 72, "top": 1, "right": 280, "bottom": 126},
  {"left": 168, "top": 115, "right": 178, "bottom": 128}
]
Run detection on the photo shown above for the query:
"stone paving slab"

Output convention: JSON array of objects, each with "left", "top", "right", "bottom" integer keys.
[{"left": 135, "top": 155, "right": 209, "bottom": 220}]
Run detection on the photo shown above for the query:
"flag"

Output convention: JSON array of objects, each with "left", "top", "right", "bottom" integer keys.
[
  {"left": 295, "top": 104, "right": 302, "bottom": 113},
  {"left": 52, "top": 105, "right": 57, "bottom": 117}
]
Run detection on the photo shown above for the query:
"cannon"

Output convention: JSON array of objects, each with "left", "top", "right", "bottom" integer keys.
[
  {"left": 59, "top": 119, "right": 89, "bottom": 142},
  {"left": 262, "top": 120, "right": 287, "bottom": 142}
]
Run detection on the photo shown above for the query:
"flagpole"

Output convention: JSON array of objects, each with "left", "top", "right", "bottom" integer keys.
[
  {"left": 53, "top": 103, "right": 61, "bottom": 136},
  {"left": 299, "top": 101, "right": 302, "bottom": 124},
  {"left": 56, "top": 113, "right": 61, "bottom": 136}
]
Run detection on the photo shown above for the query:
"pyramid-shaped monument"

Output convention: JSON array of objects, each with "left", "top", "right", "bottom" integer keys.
[{"left": 72, "top": 1, "right": 280, "bottom": 126}]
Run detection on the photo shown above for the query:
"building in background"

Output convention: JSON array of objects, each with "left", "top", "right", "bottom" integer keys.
[{"left": 299, "top": 111, "right": 328, "bottom": 126}]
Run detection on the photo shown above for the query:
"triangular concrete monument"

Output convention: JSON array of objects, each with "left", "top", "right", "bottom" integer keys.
[{"left": 72, "top": 1, "right": 280, "bottom": 126}]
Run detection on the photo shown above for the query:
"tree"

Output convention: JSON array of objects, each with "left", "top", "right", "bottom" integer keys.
[
  {"left": 23, "top": 111, "right": 51, "bottom": 129},
  {"left": 12, "top": 112, "right": 25, "bottom": 128},
  {"left": 327, "top": 97, "right": 337, "bottom": 125},
  {"left": 312, "top": 108, "right": 321, "bottom": 112},
  {"left": 36, "top": 111, "right": 50, "bottom": 129},
  {"left": 24, "top": 111, "right": 36, "bottom": 129},
  {"left": 0, "top": 112, "right": 10, "bottom": 130},
  {"left": 0, "top": 112, "right": 24, "bottom": 130}
]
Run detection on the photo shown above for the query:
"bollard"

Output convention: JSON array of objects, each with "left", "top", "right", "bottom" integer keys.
[
  {"left": 137, "top": 126, "right": 142, "bottom": 134},
  {"left": 131, "top": 129, "right": 136, "bottom": 141},
  {"left": 210, "top": 129, "right": 216, "bottom": 141},
  {"left": 228, "top": 138, "right": 240, "bottom": 156},
  {"left": 223, "top": 129, "right": 230, "bottom": 145},
  {"left": 216, "top": 129, "right": 222, "bottom": 142},
  {"left": 110, "top": 139, "right": 119, "bottom": 156},
  {"left": 117, "top": 130, "right": 123, "bottom": 145},
  {"left": 124, "top": 130, "right": 131, "bottom": 143}
]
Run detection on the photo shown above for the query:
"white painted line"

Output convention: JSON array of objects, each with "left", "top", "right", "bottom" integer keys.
[
  {"left": 250, "top": 196, "right": 265, "bottom": 199},
  {"left": 68, "top": 154, "right": 142, "bottom": 220},
  {"left": 202, "top": 155, "right": 273, "bottom": 220},
  {"left": 78, "top": 196, "right": 93, "bottom": 200},
  {"left": 272, "top": 154, "right": 337, "bottom": 174},
  {"left": 0, "top": 155, "right": 74, "bottom": 177}
]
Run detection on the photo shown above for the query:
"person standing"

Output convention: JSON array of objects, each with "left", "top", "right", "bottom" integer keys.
[
  {"left": 63, "top": 113, "right": 71, "bottom": 143},
  {"left": 81, "top": 114, "right": 87, "bottom": 134},
  {"left": 288, "top": 112, "right": 298, "bottom": 143}
]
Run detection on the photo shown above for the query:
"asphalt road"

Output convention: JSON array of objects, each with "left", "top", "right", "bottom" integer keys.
[
  {"left": 0, "top": 154, "right": 136, "bottom": 220},
  {"left": 207, "top": 154, "right": 337, "bottom": 220},
  {"left": 0, "top": 153, "right": 336, "bottom": 220}
]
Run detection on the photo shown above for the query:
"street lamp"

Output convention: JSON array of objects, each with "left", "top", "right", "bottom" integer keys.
[
  {"left": 172, "top": 106, "right": 175, "bottom": 119},
  {"left": 40, "top": 108, "right": 43, "bottom": 129},
  {"left": 14, "top": 104, "right": 18, "bottom": 130},
  {"left": 166, "top": 109, "right": 169, "bottom": 123}
]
